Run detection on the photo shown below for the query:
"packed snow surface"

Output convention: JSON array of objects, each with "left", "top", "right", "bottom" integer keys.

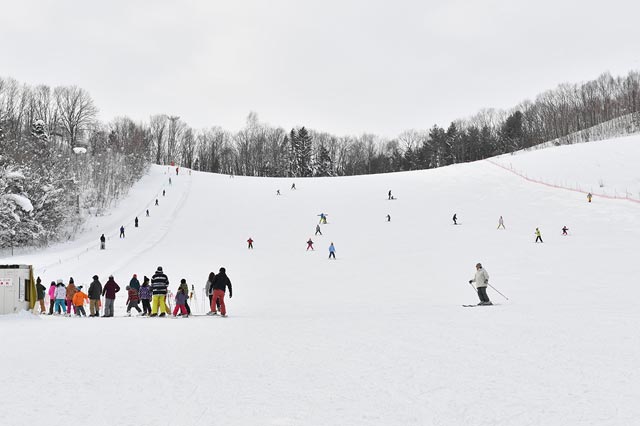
[{"left": 2, "top": 136, "right": 640, "bottom": 426}]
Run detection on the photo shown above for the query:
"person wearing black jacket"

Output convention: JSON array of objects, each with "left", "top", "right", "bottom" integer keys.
[
  {"left": 88, "top": 275, "right": 102, "bottom": 317},
  {"left": 150, "top": 266, "right": 169, "bottom": 317},
  {"left": 35, "top": 277, "right": 46, "bottom": 314},
  {"left": 210, "top": 267, "right": 233, "bottom": 317}
]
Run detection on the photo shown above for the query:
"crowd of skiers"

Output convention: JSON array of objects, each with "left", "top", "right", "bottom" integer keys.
[{"left": 32, "top": 266, "right": 233, "bottom": 318}]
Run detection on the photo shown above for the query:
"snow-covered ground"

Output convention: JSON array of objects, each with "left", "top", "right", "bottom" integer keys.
[{"left": 2, "top": 137, "right": 640, "bottom": 426}]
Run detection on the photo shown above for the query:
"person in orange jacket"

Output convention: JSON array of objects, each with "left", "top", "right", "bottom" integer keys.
[{"left": 72, "top": 286, "right": 89, "bottom": 317}]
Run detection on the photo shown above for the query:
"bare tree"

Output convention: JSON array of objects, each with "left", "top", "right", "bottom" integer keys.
[{"left": 54, "top": 86, "right": 98, "bottom": 148}]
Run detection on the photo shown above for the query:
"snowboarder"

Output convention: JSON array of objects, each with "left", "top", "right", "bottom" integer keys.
[
  {"left": 562, "top": 226, "right": 569, "bottom": 236},
  {"left": 452, "top": 214, "right": 457, "bottom": 225},
  {"left": 119, "top": 226, "right": 125, "bottom": 238},
  {"left": 72, "top": 286, "right": 89, "bottom": 317},
  {"left": 306, "top": 238, "right": 314, "bottom": 250},
  {"left": 210, "top": 267, "right": 232, "bottom": 317},
  {"left": 587, "top": 192, "right": 592, "bottom": 203},
  {"left": 247, "top": 237, "right": 254, "bottom": 249},
  {"left": 388, "top": 190, "right": 392, "bottom": 200},
  {"left": 469, "top": 263, "right": 492, "bottom": 305},
  {"left": 497, "top": 216, "right": 505, "bottom": 229},
  {"left": 146, "top": 209, "right": 150, "bottom": 217},
  {"left": 328, "top": 242, "right": 336, "bottom": 259},
  {"left": 535, "top": 227, "right": 543, "bottom": 243},
  {"left": 162, "top": 189, "right": 165, "bottom": 197},
  {"left": 101, "top": 275, "right": 120, "bottom": 317},
  {"left": 315, "top": 224, "right": 322, "bottom": 235},
  {"left": 88, "top": 275, "right": 102, "bottom": 317},
  {"left": 150, "top": 266, "right": 169, "bottom": 317},
  {"left": 100, "top": 234, "right": 106, "bottom": 250},
  {"left": 291, "top": 182, "right": 296, "bottom": 190},
  {"left": 125, "top": 285, "right": 142, "bottom": 316},
  {"left": 35, "top": 277, "right": 46, "bottom": 314},
  {"left": 135, "top": 217, "right": 139, "bottom": 228},
  {"left": 139, "top": 276, "right": 152, "bottom": 316},
  {"left": 386, "top": 214, "right": 391, "bottom": 222}
]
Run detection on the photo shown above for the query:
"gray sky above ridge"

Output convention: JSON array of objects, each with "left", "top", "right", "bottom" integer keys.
[{"left": 2, "top": 0, "right": 639, "bottom": 137}]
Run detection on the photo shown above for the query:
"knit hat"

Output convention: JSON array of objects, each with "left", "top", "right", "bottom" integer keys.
[
  {"left": 69, "top": 277, "right": 74, "bottom": 284},
  {"left": 92, "top": 275, "right": 99, "bottom": 280},
  {"left": 219, "top": 267, "right": 226, "bottom": 273},
  {"left": 133, "top": 274, "right": 137, "bottom": 278},
  {"left": 109, "top": 274, "right": 114, "bottom": 279},
  {"left": 77, "top": 286, "right": 83, "bottom": 291},
  {"left": 180, "top": 278, "right": 186, "bottom": 284},
  {"left": 157, "top": 266, "right": 163, "bottom": 272}
]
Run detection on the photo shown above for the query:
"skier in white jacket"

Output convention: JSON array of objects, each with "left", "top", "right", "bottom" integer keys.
[{"left": 469, "top": 263, "right": 492, "bottom": 305}]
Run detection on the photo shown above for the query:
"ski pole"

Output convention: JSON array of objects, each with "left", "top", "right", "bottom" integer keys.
[{"left": 488, "top": 283, "right": 509, "bottom": 300}]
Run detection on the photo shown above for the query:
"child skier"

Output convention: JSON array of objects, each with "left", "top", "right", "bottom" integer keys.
[
  {"left": 139, "top": 276, "right": 152, "bottom": 316},
  {"left": 72, "top": 286, "right": 89, "bottom": 317},
  {"left": 562, "top": 226, "right": 569, "bottom": 236},
  {"left": 587, "top": 192, "right": 592, "bottom": 203},
  {"left": 497, "top": 216, "right": 505, "bottom": 229},
  {"left": 247, "top": 237, "right": 254, "bottom": 249},
  {"left": 48, "top": 282, "right": 57, "bottom": 314},
  {"left": 315, "top": 224, "right": 322, "bottom": 235},
  {"left": 178, "top": 279, "right": 191, "bottom": 315},
  {"left": 125, "top": 285, "right": 142, "bottom": 316},
  {"left": 65, "top": 278, "right": 77, "bottom": 316},
  {"left": 307, "top": 238, "right": 314, "bottom": 250},
  {"left": 53, "top": 281, "right": 67, "bottom": 315},
  {"left": 173, "top": 287, "right": 189, "bottom": 318},
  {"left": 452, "top": 213, "right": 457, "bottom": 225}
]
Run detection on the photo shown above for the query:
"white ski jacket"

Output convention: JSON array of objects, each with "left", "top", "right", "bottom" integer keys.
[{"left": 471, "top": 268, "right": 489, "bottom": 288}]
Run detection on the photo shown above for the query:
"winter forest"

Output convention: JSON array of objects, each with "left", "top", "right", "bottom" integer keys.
[{"left": 1, "top": 71, "right": 639, "bottom": 248}]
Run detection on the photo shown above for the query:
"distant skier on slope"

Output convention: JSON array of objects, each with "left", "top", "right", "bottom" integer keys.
[
  {"left": 452, "top": 213, "right": 457, "bottom": 225},
  {"left": 247, "top": 237, "right": 254, "bottom": 249},
  {"left": 535, "top": 227, "right": 543, "bottom": 243},
  {"left": 562, "top": 226, "right": 569, "bottom": 236},
  {"left": 328, "top": 242, "right": 336, "bottom": 259},
  {"left": 497, "top": 216, "right": 505, "bottom": 229},
  {"left": 469, "top": 263, "right": 492, "bottom": 305},
  {"left": 318, "top": 213, "right": 328, "bottom": 224},
  {"left": 135, "top": 217, "right": 139, "bottom": 228},
  {"left": 388, "top": 190, "right": 392, "bottom": 200},
  {"left": 587, "top": 192, "right": 592, "bottom": 203},
  {"left": 307, "top": 238, "right": 314, "bottom": 251},
  {"left": 100, "top": 234, "right": 106, "bottom": 250},
  {"left": 120, "top": 226, "right": 125, "bottom": 238},
  {"left": 386, "top": 214, "right": 391, "bottom": 222},
  {"left": 315, "top": 224, "right": 322, "bottom": 235}
]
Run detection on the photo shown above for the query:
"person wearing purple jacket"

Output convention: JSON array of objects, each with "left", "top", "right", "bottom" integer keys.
[
  {"left": 139, "top": 276, "right": 152, "bottom": 316},
  {"left": 101, "top": 275, "right": 120, "bottom": 317},
  {"left": 172, "top": 287, "right": 189, "bottom": 318}
]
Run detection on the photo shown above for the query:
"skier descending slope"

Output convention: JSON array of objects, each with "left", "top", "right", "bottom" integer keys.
[{"left": 469, "top": 263, "right": 492, "bottom": 305}]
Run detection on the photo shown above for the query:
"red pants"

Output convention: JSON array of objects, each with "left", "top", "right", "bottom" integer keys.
[
  {"left": 173, "top": 304, "right": 187, "bottom": 316},
  {"left": 211, "top": 289, "right": 226, "bottom": 315}
]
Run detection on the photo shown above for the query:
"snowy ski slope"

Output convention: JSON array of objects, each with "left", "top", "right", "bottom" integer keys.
[{"left": 1, "top": 135, "right": 640, "bottom": 426}]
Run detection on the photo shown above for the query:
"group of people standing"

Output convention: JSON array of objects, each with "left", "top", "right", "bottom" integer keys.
[{"left": 33, "top": 266, "right": 234, "bottom": 318}]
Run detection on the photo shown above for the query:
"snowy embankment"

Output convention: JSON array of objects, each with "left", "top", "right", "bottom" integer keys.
[{"left": 1, "top": 138, "right": 640, "bottom": 426}]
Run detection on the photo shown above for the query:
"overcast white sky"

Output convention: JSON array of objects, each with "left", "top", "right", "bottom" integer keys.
[{"left": 2, "top": 0, "right": 639, "bottom": 137}]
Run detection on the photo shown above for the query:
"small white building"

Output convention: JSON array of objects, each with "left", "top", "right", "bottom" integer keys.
[{"left": 0, "top": 264, "right": 36, "bottom": 315}]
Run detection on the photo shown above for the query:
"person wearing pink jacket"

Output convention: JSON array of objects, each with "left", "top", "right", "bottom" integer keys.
[{"left": 47, "top": 282, "right": 57, "bottom": 315}]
